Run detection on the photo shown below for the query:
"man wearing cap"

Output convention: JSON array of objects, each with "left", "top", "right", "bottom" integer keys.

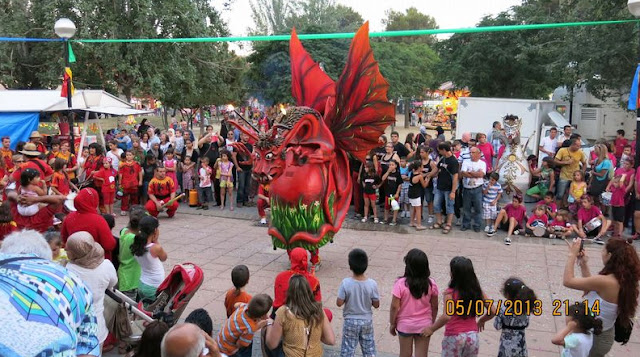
[
  {"left": 29, "top": 131, "right": 47, "bottom": 154},
  {"left": 11, "top": 143, "right": 54, "bottom": 186}
]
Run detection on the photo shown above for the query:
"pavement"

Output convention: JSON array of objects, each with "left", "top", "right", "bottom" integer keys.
[{"left": 103, "top": 201, "right": 640, "bottom": 357}]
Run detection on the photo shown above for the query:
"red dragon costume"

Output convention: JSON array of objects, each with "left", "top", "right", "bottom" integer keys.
[{"left": 231, "top": 22, "right": 394, "bottom": 257}]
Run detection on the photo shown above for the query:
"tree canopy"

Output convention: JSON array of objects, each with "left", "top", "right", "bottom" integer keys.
[{"left": 383, "top": 7, "right": 438, "bottom": 45}]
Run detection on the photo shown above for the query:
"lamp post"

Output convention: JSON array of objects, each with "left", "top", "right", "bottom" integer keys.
[
  {"left": 629, "top": 1, "right": 640, "bottom": 167},
  {"left": 54, "top": 18, "right": 76, "bottom": 153}
]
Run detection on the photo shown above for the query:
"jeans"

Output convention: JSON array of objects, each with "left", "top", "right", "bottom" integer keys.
[
  {"left": 236, "top": 169, "right": 252, "bottom": 204},
  {"left": 462, "top": 186, "right": 483, "bottom": 229},
  {"left": 434, "top": 188, "right": 455, "bottom": 215},
  {"left": 556, "top": 179, "right": 571, "bottom": 200},
  {"left": 197, "top": 185, "right": 213, "bottom": 204}
]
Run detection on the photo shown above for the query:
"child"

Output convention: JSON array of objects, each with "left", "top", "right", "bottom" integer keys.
[
  {"left": 130, "top": 215, "right": 166, "bottom": 303},
  {"left": 399, "top": 157, "right": 411, "bottom": 218},
  {"left": 536, "top": 192, "right": 557, "bottom": 220},
  {"left": 488, "top": 195, "right": 527, "bottom": 245},
  {"left": 382, "top": 160, "right": 402, "bottom": 225},
  {"left": 620, "top": 145, "right": 632, "bottom": 166},
  {"left": 568, "top": 171, "right": 587, "bottom": 214},
  {"left": 606, "top": 175, "right": 627, "bottom": 237},
  {"left": 106, "top": 140, "right": 123, "bottom": 171},
  {"left": 118, "top": 206, "right": 145, "bottom": 300},
  {"left": 526, "top": 157, "right": 555, "bottom": 200},
  {"left": 479, "top": 278, "right": 538, "bottom": 357},
  {"left": 197, "top": 157, "right": 213, "bottom": 210},
  {"left": 141, "top": 154, "right": 158, "bottom": 204},
  {"left": 163, "top": 149, "right": 178, "bottom": 192},
  {"left": 257, "top": 183, "right": 270, "bottom": 225},
  {"left": 93, "top": 158, "right": 118, "bottom": 216},
  {"left": 181, "top": 155, "right": 196, "bottom": 196},
  {"left": 224, "top": 265, "right": 252, "bottom": 318},
  {"left": 548, "top": 210, "right": 574, "bottom": 240},
  {"left": 360, "top": 161, "right": 381, "bottom": 223},
  {"left": 0, "top": 201, "right": 17, "bottom": 241},
  {"left": 18, "top": 168, "right": 45, "bottom": 217},
  {"left": 476, "top": 133, "right": 494, "bottom": 172},
  {"left": 51, "top": 158, "right": 74, "bottom": 196},
  {"left": 44, "top": 230, "right": 68, "bottom": 266},
  {"left": 452, "top": 140, "right": 462, "bottom": 160},
  {"left": 423, "top": 256, "right": 489, "bottom": 356},
  {"left": 118, "top": 151, "right": 143, "bottom": 215},
  {"left": 389, "top": 249, "right": 436, "bottom": 357},
  {"left": 185, "top": 308, "right": 214, "bottom": 337},
  {"left": 408, "top": 160, "right": 428, "bottom": 230},
  {"left": 338, "top": 249, "right": 380, "bottom": 357},
  {"left": 525, "top": 205, "right": 549, "bottom": 237},
  {"left": 482, "top": 172, "right": 503, "bottom": 233},
  {"left": 217, "top": 294, "right": 273, "bottom": 357},
  {"left": 217, "top": 149, "right": 234, "bottom": 211},
  {"left": 613, "top": 129, "right": 628, "bottom": 160},
  {"left": 576, "top": 195, "right": 609, "bottom": 244},
  {"left": 551, "top": 301, "right": 603, "bottom": 357}
]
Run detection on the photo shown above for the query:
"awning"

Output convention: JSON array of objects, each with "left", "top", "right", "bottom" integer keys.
[{"left": 547, "top": 111, "right": 570, "bottom": 128}]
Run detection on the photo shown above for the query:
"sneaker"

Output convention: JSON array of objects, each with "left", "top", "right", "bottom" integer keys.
[
  {"left": 355, "top": 213, "right": 362, "bottom": 219},
  {"left": 513, "top": 229, "right": 520, "bottom": 236},
  {"left": 549, "top": 234, "right": 556, "bottom": 240},
  {"left": 455, "top": 217, "right": 462, "bottom": 226},
  {"left": 260, "top": 218, "right": 267, "bottom": 225},
  {"left": 460, "top": 226, "right": 469, "bottom": 231},
  {"left": 487, "top": 228, "right": 496, "bottom": 237},
  {"left": 484, "top": 225, "right": 490, "bottom": 233},
  {"left": 202, "top": 205, "right": 209, "bottom": 210},
  {"left": 504, "top": 236, "right": 512, "bottom": 245},
  {"left": 374, "top": 218, "right": 380, "bottom": 224},
  {"left": 379, "top": 220, "right": 386, "bottom": 224},
  {"left": 389, "top": 222, "right": 397, "bottom": 226},
  {"left": 120, "top": 211, "right": 127, "bottom": 216},
  {"left": 427, "top": 216, "right": 434, "bottom": 225},
  {"left": 196, "top": 206, "right": 203, "bottom": 210},
  {"left": 361, "top": 217, "right": 368, "bottom": 223},
  {"left": 473, "top": 227, "right": 481, "bottom": 233},
  {"left": 593, "top": 237, "right": 605, "bottom": 245}
]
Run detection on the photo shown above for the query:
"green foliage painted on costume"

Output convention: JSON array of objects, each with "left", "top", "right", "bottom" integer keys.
[{"left": 269, "top": 195, "right": 334, "bottom": 250}]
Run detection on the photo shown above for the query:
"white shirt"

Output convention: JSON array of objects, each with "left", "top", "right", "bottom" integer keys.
[
  {"left": 106, "top": 149, "right": 123, "bottom": 171},
  {"left": 539, "top": 136, "right": 558, "bottom": 159},
  {"left": 558, "top": 134, "right": 571, "bottom": 146},
  {"left": 460, "top": 159, "right": 486, "bottom": 188},
  {"left": 561, "top": 332, "right": 593, "bottom": 357},
  {"left": 67, "top": 260, "right": 118, "bottom": 343}
]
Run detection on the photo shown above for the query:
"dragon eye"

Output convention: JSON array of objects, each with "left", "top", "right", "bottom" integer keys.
[
  {"left": 265, "top": 152, "right": 274, "bottom": 160},
  {"left": 254, "top": 152, "right": 261, "bottom": 159}
]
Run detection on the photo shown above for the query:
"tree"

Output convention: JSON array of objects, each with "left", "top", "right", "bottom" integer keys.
[
  {"left": 250, "top": 0, "right": 295, "bottom": 35},
  {"left": 383, "top": 7, "right": 438, "bottom": 45}
]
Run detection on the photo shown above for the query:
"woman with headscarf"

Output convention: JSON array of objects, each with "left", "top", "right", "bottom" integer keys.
[
  {"left": 435, "top": 126, "right": 446, "bottom": 141},
  {"left": 273, "top": 248, "right": 322, "bottom": 313},
  {"left": 137, "top": 118, "right": 150, "bottom": 138},
  {"left": 61, "top": 188, "right": 116, "bottom": 259},
  {"left": 66, "top": 231, "right": 117, "bottom": 349}
]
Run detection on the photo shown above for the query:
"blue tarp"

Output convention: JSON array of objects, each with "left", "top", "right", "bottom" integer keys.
[{"left": 0, "top": 112, "right": 40, "bottom": 150}]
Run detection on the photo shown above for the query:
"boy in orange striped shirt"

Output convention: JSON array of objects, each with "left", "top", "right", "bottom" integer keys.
[{"left": 217, "top": 294, "right": 273, "bottom": 357}]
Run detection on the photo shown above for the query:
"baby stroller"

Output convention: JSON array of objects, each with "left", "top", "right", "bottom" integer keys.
[{"left": 106, "top": 262, "right": 204, "bottom": 346}]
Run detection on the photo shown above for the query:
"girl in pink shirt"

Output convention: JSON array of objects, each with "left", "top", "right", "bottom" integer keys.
[
  {"left": 390, "top": 248, "right": 439, "bottom": 357},
  {"left": 423, "top": 256, "right": 492, "bottom": 357},
  {"left": 476, "top": 133, "right": 494, "bottom": 172},
  {"left": 606, "top": 175, "right": 627, "bottom": 238}
]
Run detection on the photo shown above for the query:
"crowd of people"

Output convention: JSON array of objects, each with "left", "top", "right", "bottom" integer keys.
[{"left": 0, "top": 112, "right": 639, "bottom": 357}]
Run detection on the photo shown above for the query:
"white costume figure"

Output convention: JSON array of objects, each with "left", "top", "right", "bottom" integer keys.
[{"left": 496, "top": 115, "right": 530, "bottom": 196}]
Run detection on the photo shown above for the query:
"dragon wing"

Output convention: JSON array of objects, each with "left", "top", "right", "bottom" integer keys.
[
  {"left": 290, "top": 28, "right": 336, "bottom": 115},
  {"left": 323, "top": 22, "right": 395, "bottom": 162}
]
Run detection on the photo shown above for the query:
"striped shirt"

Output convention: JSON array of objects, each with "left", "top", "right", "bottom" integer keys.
[
  {"left": 482, "top": 181, "right": 503, "bottom": 204},
  {"left": 217, "top": 303, "right": 259, "bottom": 355}
]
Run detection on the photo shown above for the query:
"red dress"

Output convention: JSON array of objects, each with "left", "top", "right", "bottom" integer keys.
[
  {"left": 119, "top": 161, "right": 142, "bottom": 211},
  {"left": 94, "top": 167, "right": 118, "bottom": 204}
]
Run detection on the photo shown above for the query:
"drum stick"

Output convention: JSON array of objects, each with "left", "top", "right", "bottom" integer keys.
[{"left": 162, "top": 193, "right": 185, "bottom": 208}]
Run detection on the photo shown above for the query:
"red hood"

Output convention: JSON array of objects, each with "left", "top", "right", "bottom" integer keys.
[
  {"left": 289, "top": 247, "right": 308, "bottom": 273},
  {"left": 74, "top": 188, "right": 99, "bottom": 214}
]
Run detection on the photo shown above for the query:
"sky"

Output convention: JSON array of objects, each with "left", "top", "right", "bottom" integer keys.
[{"left": 216, "top": 0, "right": 522, "bottom": 54}]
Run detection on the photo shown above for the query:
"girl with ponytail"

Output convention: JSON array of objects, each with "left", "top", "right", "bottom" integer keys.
[
  {"left": 552, "top": 301, "right": 603, "bottom": 357},
  {"left": 130, "top": 215, "right": 166, "bottom": 302}
]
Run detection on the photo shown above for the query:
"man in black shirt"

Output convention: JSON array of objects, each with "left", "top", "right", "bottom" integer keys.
[
  {"left": 236, "top": 133, "right": 254, "bottom": 207},
  {"left": 390, "top": 131, "right": 410, "bottom": 158},
  {"left": 434, "top": 142, "right": 459, "bottom": 233},
  {"left": 198, "top": 125, "right": 224, "bottom": 205}
]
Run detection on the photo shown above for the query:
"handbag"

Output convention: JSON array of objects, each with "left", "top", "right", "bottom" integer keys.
[
  {"left": 614, "top": 316, "right": 633, "bottom": 345},
  {"left": 109, "top": 302, "right": 132, "bottom": 340}
]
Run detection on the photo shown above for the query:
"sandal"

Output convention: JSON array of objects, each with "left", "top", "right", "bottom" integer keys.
[
  {"left": 442, "top": 224, "right": 452, "bottom": 234},
  {"left": 431, "top": 223, "right": 442, "bottom": 229}
]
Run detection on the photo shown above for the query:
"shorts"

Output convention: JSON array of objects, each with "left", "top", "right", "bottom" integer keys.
[
  {"left": 220, "top": 180, "right": 234, "bottom": 188},
  {"left": 526, "top": 184, "right": 548, "bottom": 197},
  {"left": 433, "top": 188, "right": 455, "bottom": 215},
  {"left": 499, "top": 220, "right": 521, "bottom": 232},
  {"left": 102, "top": 191, "right": 115, "bottom": 205},
  {"left": 341, "top": 319, "right": 375, "bottom": 357},
  {"left": 441, "top": 332, "right": 479, "bottom": 357},
  {"left": 409, "top": 197, "right": 422, "bottom": 207},
  {"left": 612, "top": 206, "right": 625, "bottom": 223},
  {"left": 482, "top": 202, "right": 498, "bottom": 220},
  {"left": 363, "top": 193, "right": 376, "bottom": 201},
  {"left": 423, "top": 186, "right": 434, "bottom": 203},
  {"left": 397, "top": 331, "right": 422, "bottom": 337}
]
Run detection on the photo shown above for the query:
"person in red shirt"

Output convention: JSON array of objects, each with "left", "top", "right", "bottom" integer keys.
[
  {"left": 0, "top": 136, "right": 14, "bottom": 172},
  {"left": 257, "top": 183, "right": 270, "bottom": 225},
  {"left": 145, "top": 165, "right": 178, "bottom": 218},
  {"left": 93, "top": 158, "right": 118, "bottom": 216},
  {"left": 6, "top": 189, "right": 65, "bottom": 233},
  {"left": 12, "top": 143, "right": 53, "bottom": 188},
  {"left": 118, "top": 151, "right": 143, "bottom": 215},
  {"left": 50, "top": 158, "right": 75, "bottom": 196},
  {"left": 0, "top": 201, "right": 17, "bottom": 241},
  {"left": 29, "top": 131, "right": 47, "bottom": 154},
  {"left": 60, "top": 187, "right": 116, "bottom": 259},
  {"left": 614, "top": 129, "right": 628, "bottom": 160},
  {"left": 488, "top": 195, "right": 527, "bottom": 245},
  {"left": 575, "top": 195, "right": 609, "bottom": 244},
  {"left": 272, "top": 247, "right": 321, "bottom": 314},
  {"left": 83, "top": 143, "right": 105, "bottom": 211},
  {"left": 47, "top": 139, "right": 61, "bottom": 165}
]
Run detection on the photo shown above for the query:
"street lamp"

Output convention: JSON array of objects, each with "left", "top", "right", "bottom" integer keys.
[
  {"left": 55, "top": 18, "right": 76, "bottom": 153},
  {"left": 629, "top": 1, "right": 640, "bottom": 166}
]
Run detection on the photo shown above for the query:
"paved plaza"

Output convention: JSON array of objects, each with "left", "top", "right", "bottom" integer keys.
[{"left": 109, "top": 204, "right": 640, "bottom": 356}]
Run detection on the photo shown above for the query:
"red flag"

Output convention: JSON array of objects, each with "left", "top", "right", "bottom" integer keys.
[{"left": 61, "top": 67, "right": 74, "bottom": 98}]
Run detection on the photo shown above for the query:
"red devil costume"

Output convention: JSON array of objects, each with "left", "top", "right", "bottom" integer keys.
[
  {"left": 145, "top": 175, "right": 178, "bottom": 218},
  {"left": 119, "top": 159, "right": 142, "bottom": 212},
  {"left": 229, "top": 22, "right": 394, "bottom": 262}
]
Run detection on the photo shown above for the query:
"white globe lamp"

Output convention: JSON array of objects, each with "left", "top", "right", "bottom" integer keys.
[
  {"left": 54, "top": 18, "right": 76, "bottom": 39},
  {"left": 629, "top": 0, "right": 640, "bottom": 17}
]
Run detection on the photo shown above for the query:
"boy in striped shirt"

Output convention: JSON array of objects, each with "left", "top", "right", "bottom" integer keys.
[
  {"left": 217, "top": 294, "right": 273, "bottom": 357},
  {"left": 482, "top": 172, "right": 503, "bottom": 233}
]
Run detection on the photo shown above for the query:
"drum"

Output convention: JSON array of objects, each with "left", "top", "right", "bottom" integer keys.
[
  {"left": 64, "top": 192, "right": 77, "bottom": 212},
  {"left": 583, "top": 217, "right": 602, "bottom": 233},
  {"left": 600, "top": 192, "right": 612, "bottom": 206},
  {"left": 531, "top": 219, "right": 546, "bottom": 237}
]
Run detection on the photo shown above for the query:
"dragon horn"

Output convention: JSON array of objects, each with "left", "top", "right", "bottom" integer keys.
[
  {"left": 227, "top": 119, "right": 258, "bottom": 142},
  {"left": 233, "top": 109, "right": 260, "bottom": 134}
]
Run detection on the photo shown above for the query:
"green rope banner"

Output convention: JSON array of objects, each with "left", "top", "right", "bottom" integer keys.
[{"left": 70, "top": 19, "right": 638, "bottom": 43}]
